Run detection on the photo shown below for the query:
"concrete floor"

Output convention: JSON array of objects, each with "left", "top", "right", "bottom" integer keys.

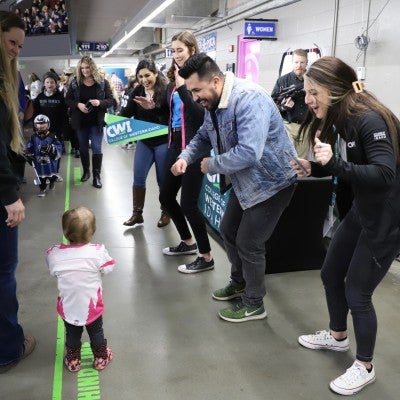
[{"left": 1, "top": 143, "right": 399, "bottom": 400}]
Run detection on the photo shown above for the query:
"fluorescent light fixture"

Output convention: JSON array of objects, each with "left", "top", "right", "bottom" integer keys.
[
  {"left": 8, "top": 0, "right": 23, "bottom": 8},
  {"left": 102, "top": 0, "right": 176, "bottom": 57}
]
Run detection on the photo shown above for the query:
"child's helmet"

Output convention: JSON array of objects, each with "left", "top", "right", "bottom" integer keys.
[{"left": 33, "top": 114, "right": 50, "bottom": 131}]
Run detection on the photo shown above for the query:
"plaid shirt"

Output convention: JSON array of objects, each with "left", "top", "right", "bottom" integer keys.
[{"left": 111, "top": 75, "right": 124, "bottom": 97}]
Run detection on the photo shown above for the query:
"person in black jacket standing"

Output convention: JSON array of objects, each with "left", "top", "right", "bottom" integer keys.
[
  {"left": 33, "top": 71, "right": 67, "bottom": 178},
  {"left": 65, "top": 56, "right": 114, "bottom": 188},
  {"left": 120, "top": 59, "right": 170, "bottom": 228},
  {"left": 0, "top": 10, "right": 35, "bottom": 373},
  {"left": 294, "top": 56, "right": 400, "bottom": 396},
  {"left": 271, "top": 49, "right": 309, "bottom": 157},
  {"left": 159, "top": 31, "right": 214, "bottom": 274},
  {"left": 33, "top": 71, "right": 67, "bottom": 145}
]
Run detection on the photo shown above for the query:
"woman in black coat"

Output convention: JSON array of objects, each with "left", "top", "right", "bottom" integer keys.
[
  {"left": 65, "top": 56, "right": 114, "bottom": 188},
  {"left": 295, "top": 56, "right": 400, "bottom": 396}
]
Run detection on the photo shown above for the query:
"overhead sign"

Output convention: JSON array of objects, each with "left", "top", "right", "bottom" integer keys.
[
  {"left": 243, "top": 19, "right": 278, "bottom": 40},
  {"left": 77, "top": 41, "right": 110, "bottom": 52}
]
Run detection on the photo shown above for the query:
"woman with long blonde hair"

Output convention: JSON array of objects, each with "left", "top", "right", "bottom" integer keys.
[
  {"left": 66, "top": 56, "right": 114, "bottom": 188},
  {"left": 0, "top": 10, "right": 36, "bottom": 373}
]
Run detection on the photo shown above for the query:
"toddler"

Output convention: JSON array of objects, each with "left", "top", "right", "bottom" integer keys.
[
  {"left": 25, "top": 114, "right": 62, "bottom": 196},
  {"left": 46, "top": 206, "right": 115, "bottom": 372}
]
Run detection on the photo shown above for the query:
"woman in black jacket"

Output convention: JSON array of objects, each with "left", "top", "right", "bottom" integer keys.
[
  {"left": 65, "top": 56, "right": 114, "bottom": 188},
  {"left": 120, "top": 59, "right": 170, "bottom": 228},
  {"left": 159, "top": 31, "right": 214, "bottom": 274},
  {"left": 0, "top": 10, "right": 35, "bottom": 373},
  {"left": 294, "top": 56, "right": 400, "bottom": 396}
]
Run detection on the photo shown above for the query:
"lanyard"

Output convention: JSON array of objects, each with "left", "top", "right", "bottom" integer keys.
[{"left": 331, "top": 126, "right": 339, "bottom": 207}]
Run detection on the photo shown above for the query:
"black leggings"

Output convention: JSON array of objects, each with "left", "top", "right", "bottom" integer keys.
[
  {"left": 159, "top": 147, "right": 211, "bottom": 254},
  {"left": 321, "top": 207, "right": 398, "bottom": 362},
  {"left": 64, "top": 315, "right": 105, "bottom": 350}
]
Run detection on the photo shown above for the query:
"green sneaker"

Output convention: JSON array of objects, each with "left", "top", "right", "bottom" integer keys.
[
  {"left": 212, "top": 282, "right": 245, "bottom": 301},
  {"left": 218, "top": 302, "right": 267, "bottom": 323}
]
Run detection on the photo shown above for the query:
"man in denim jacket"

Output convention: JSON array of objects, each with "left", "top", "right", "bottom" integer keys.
[{"left": 171, "top": 53, "right": 297, "bottom": 322}]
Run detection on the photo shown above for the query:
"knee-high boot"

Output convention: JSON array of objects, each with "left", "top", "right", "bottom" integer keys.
[
  {"left": 157, "top": 205, "right": 170, "bottom": 228},
  {"left": 123, "top": 187, "right": 146, "bottom": 226},
  {"left": 80, "top": 151, "right": 90, "bottom": 182},
  {"left": 92, "top": 154, "right": 103, "bottom": 189}
]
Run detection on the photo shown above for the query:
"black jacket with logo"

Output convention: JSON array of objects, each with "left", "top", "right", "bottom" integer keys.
[{"left": 311, "top": 110, "right": 400, "bottom": 260}]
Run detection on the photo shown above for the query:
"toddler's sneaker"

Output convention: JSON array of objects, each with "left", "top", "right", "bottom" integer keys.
[
  {"left": 330, "top": 360, "right": 375, "bottom": 395},
  {"left": 64, "top": 346, "right": 81, "bottom": 373},
  {"left": 298, "top": 330, "right": 349, "bottom": 352},
  {"left": 163, "top": 241, "right": 197, "bottom": 255},
  {"left": 93, "top": 344, "right": 113, "bottom": 371},
  {"left": 37, "top": 189, "right": 46, "bottom": 197}
]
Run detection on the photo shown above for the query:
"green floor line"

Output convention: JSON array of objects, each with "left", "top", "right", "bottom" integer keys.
[
  {"left": 74, "top": 167, "right": 82, "bottom": 186},
  {"left": 52, "top": 143, "right": 72, "bottom": 400},
  {"left": 52, "top": 146, "right": 102, "bottom": 400}
]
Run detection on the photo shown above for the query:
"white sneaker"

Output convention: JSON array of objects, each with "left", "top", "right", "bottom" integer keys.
[
  {"left": 298, "top": 330, "right": 349, "bottom": 351},
  {"left": 330, "top": 361, "right": 375, "bottom": 395},
  {"left": 37, "top": 189, "right": 46, "bottom": 197}
]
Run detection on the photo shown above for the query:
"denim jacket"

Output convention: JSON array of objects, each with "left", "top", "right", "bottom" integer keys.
[{"left": 179, "top": 72, "right": 297, "bottom": 209}]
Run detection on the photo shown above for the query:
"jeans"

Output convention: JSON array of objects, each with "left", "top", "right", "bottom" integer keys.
[
  {"left": 220, "top": 185, "right": 295, "bottom": 307},
  {"left": 0, "top": 207, "right": 24, "bottom": 366},
  {"left": 77, "top": 125, "right": 103, "bottom": 155},
  {"left": 133, "top": 141, "right": 168, "bottom": 188},
  {"left": 160, "top": 147, "right": 211, "bottom": 254},
  {"left": 321, "top": 207, "right": 398, "bottom": 362},
  {"left": 64, "top": 315, "right": 105, "bottom": 350}
]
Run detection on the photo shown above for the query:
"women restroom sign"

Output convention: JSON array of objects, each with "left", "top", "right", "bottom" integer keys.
[{"left": 243, "top": 19, "right": 278, "bottom": 40}]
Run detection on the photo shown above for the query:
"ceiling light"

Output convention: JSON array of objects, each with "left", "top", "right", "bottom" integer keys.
[{"left": 102, "top": 0, "right": 176, "bottom": 57}]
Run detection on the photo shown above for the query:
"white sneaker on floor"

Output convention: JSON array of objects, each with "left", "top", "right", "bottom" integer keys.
[
  {"left": 330, "top": 361, "right": 375, "bottom": 395},
  {"left": 298, "top": 330, "right": 349, "bottom": 352}
]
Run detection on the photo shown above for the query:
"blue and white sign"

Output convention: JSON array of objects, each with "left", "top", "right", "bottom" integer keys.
[
  {"left": 243, "top": 20, "right": 277, "bottom": 40},
  {"left": 198, "top": 32, "right": 217, "bottom": 53}
]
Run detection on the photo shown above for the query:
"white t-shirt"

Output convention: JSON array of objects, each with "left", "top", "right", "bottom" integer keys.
[
  {"left": 30, "top": 80, "right": 43, "bottom": 100},
  {"left": 46, "top": 243, "right": 115, "bottom": 326}
]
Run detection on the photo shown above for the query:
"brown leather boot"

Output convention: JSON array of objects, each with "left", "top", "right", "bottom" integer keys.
[
  {"left": 157, "top": 207, "right": 170, "bottom": 228},
  {"left": 123, "top": 187, "right": 145, "bottom": 226}
]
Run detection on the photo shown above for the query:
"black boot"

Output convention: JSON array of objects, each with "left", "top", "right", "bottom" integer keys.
[
  {"left": 92, "top": 154, "right": 103, "bottom": 189},
  {"left": 80, "top": 150, "right": 90, "bottom": 182}
]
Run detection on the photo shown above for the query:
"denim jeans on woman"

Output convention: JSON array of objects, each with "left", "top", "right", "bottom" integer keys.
[
  {"left": 77, "top": 125, "right": 103, "bottom": 154},
  {"left": 133, "top": 140, "right": 168, "bottom": 188},
  {"left": 0, "top": 207, "right": 24, "bottom": 366}
]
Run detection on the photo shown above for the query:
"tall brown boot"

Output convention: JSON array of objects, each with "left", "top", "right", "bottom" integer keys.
[
  {"left": 123, "top": 187, "right": 146, "bottom": 226},
  {"left": 157, "top": 205, "right": 170, "bottom": 228}
]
